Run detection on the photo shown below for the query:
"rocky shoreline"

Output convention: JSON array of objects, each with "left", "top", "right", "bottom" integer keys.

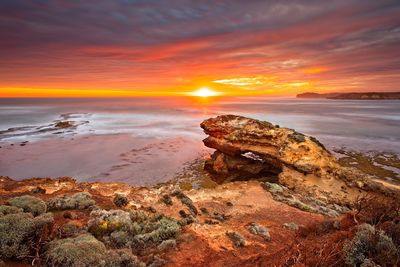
[{"left": 0, "top": 115, "right": 399, "bottom": 266}]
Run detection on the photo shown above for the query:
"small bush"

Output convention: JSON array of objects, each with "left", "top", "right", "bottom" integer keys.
[
  {"left": 204, "top": 219, "right": 220, "bottom": 225},
  {"left": 161, "top": 194, "right": 173, "bottom": 206},
  {"left": 113, "top": 194, "right": 129, "bottom": 208},
  {"left": 226, "top": 231, "right": 245, "bottom": 247},
  {"left": 171, "top": 190, "right": 198, "bottom": 215},
  {"left": 384, "top": 221, "right": 400, "bottom": 247},
  {"left": 31, "top": 186, "right": 46, "bottom": 194},
  {"left": 262, "top": 182, "right": 284, "bottom": 194},
  {"left": 134, "top": 216, "right": 181, "bottom": 244},
  {"left": 63, "top": 211, "right": 78, "bottom": 219},
  {"left": 59, "top": 223, "right": 80, "bottom": 238},
  {"left": 353, "top": 195, "right": 400, "bottom": 225},
  {"left": 0, "top": 205, "right": 23, "bottom": 215},
  {"left": 0, "top": 212, "right": 53, "bottom": 259},
  {"left": 106, "top": 249, "right": 145, "bottom": 267},
  {"left": 89, "top": 209, "right": 134, "bottom": 237},
  {"left": 146, "top": 255, "right": 167, "bottom": 267},
  {"left": 88, "top": 209, "right": 181, "bottom": 251},
  {"left": 226, "top": 201, "right": 234, "bottom": 207},
  {"left": 283, "top": 222, "right": 299, "bottom": 231},
  {"left": 247, "top": 223, "right": 271, "bottom": 241},
  {"left": 45, "top": 234, "right": 145, "bottom": 267},
  {"left": 8, "top": 195, "right": 47, "bottom": 216},
  {"left": 212, "top": 212, "right": 230, "bottom": 222},
  {"left": 157, "top": 239, "right": 177, "bottom": 251},
  {"left": 343, "top": 223, "right": 398, "bottom": 266},
  {"left": 110, "top": 230, "right": 132, "bottom": 248},
  {"left": 44, "top": 234, "right": 107, "bottom": 266},
  {"left": 200, "top": 207, "right": 209, "bottom": 214},
  {"left": 360, "top": 259, "right": 379, "bottom": 267},
  {"left": 298, "top": 220, "right": 337, "bottom": 238},
  {"left": 178, "top": 214, "right": 197, "bottom": 226},
  {"left": 47, "top": 192, "right": 95, "bottom": 210}
]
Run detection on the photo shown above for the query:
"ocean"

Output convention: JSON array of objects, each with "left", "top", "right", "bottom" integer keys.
[{"left": 0, "top": 97, "right": 399, "bottom": 185}]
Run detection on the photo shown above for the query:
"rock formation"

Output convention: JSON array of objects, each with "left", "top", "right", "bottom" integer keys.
[{"left": 201, "top": 115, "right": 398, "bottom": 205}]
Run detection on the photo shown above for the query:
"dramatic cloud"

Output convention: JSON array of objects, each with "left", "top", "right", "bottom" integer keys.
[{"left": 0, "top": 0, "right": 399, "bottom": 96}]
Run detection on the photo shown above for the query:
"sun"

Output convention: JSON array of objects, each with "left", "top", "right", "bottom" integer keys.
[{"left": 189, "top": 87, "right": 221, "bottom": 97}]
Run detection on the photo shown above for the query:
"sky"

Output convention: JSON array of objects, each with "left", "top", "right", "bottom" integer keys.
[{"left": 0, "top": 0, "right": 399, "bottom": 97}]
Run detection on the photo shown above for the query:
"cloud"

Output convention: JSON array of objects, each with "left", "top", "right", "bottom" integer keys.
[
  {"left": 213, "top": 76, "right": 277, "bottom": 89},
  {"left": 0, "top": 0, "right": 400, "bottom": 95}
]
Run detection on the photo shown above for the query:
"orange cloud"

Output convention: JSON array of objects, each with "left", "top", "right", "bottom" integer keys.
[
  {"left": 303, "top": 67, "right": 328, "bottom": 74},
  {"left": 1, "top": 1, "right": 399, "bottom": 97}
]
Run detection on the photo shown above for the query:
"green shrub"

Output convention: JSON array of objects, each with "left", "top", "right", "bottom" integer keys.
[
  {"left": 146, "top": 255, "right": 167, "bottom": 267},
  {"left": 283, "top": 222, "right": 299, "bottom": 231},
  {"left": 129, "top": 210, "right": 149, "bottom": 223},
  {"left": 386, "top": 222, "right": 400, "bottom": 247},
  {"left": 47, "top": 192, "right": 95, "bottom": 210},
  {"left": 88, "top": 209, "right": 181, "bottom": 251},
  {"left": 0, "top": 212, "right": 53, "bottom": 259},
  {"left": 45, "top": 234, "right": 145, "bottom": 267},
  {"left": 360, "top": 259, "right": 379, "bottom": 267},
  {"left": 89, "top": 209, "right": 134, "bottom": 237},
  {"left": 343, "top": 223, "right": 398, "bottom": 266},
  {"left": 106, "top": 249, "right": 145, "bottom": 267},
  {"left": 31, "top": 186, "right": 46, "bottom": 194},
  {"left": 0, "top": 205, "right": 23, "bottom": 215},
  {"left": 157, "top": 239, "right": 177, "bottom": 251},
  {"left": 113, "top": 194, "right": 129, "bottom": 207},
  {"left": 8, "top": 195, "right": 47, "bottom": 216},
  {"left": 262, "top": 182, "right": 284, "bottom": 194},
  {"left": 110, "top": 230, "right": 132, "bottom": 248},
  {"left": 247, "top": 223, "right": 271, "bottom": 241},
  {"left": 171, "top": 190, "right": 198, "bottom": 215},
  {"left": 60, "top": 223, "right": 80, "bottom": 238},
  {"left": 226, "top": 231, "right": 245, "bottom": 247},
  {"left": 178, "top": 214, "right": 197, "bottom": 226},
  {"left": 44, "top": 234, "right": 107, "bottom": 266},
  {"left": 134, "top": 216, "right": 181, "bottom": 244},
  {"left": 161, "top": 194, "right": 173, "bottom": 206}
]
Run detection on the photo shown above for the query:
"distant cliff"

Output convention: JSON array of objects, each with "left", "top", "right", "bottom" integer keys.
[
  {"left": 296, "top": 92, "right": 340, "bottom": 99},
  {"left": 297, "top": 92, "right": 400, "bottom": 100}
]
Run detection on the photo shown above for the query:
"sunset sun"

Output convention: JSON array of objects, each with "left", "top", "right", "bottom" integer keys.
[{"left": 189, "top": 87, "right": 221, "bottom": 97}]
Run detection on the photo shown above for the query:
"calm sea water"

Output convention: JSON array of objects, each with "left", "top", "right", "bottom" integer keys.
[
  {"left": 1, "top": 96, "right": 399, "bottom": 153},
  {"left": 0, "top": 97, "right": 399, "bottom": 183}
]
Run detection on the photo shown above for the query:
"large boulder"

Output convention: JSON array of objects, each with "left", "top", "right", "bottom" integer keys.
[{"left": 201, "top": 115, "right": 397, "bottom": 205}]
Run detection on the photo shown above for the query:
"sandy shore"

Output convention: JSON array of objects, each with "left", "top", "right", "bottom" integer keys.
[{"left": 0, "top": 134, "right": 210, "bottom": 186}]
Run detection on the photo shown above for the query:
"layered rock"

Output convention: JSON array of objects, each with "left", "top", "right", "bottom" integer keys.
[{"left": 201, "top": 115, "right": 398, "bottom": 205}]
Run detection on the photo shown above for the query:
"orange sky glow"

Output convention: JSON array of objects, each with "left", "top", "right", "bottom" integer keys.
[{"left": 0, "top": 1, "right": 399, "bottom": 97}]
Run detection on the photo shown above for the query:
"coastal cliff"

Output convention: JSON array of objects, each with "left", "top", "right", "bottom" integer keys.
[
  {"left": 0, "top": 115, "right": 399, "bottom": 266},
  {"left": 297, "top": 91, "right": 400, "bottom": 100}
]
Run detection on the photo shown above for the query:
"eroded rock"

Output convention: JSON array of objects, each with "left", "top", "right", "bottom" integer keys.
[{"left": 201, "top": 115, "right": 398, "bottom": 205}]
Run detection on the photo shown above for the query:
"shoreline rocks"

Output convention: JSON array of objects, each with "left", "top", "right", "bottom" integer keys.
[{"left": 201, "top": 115, "right": 399, "bottom": 205}]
